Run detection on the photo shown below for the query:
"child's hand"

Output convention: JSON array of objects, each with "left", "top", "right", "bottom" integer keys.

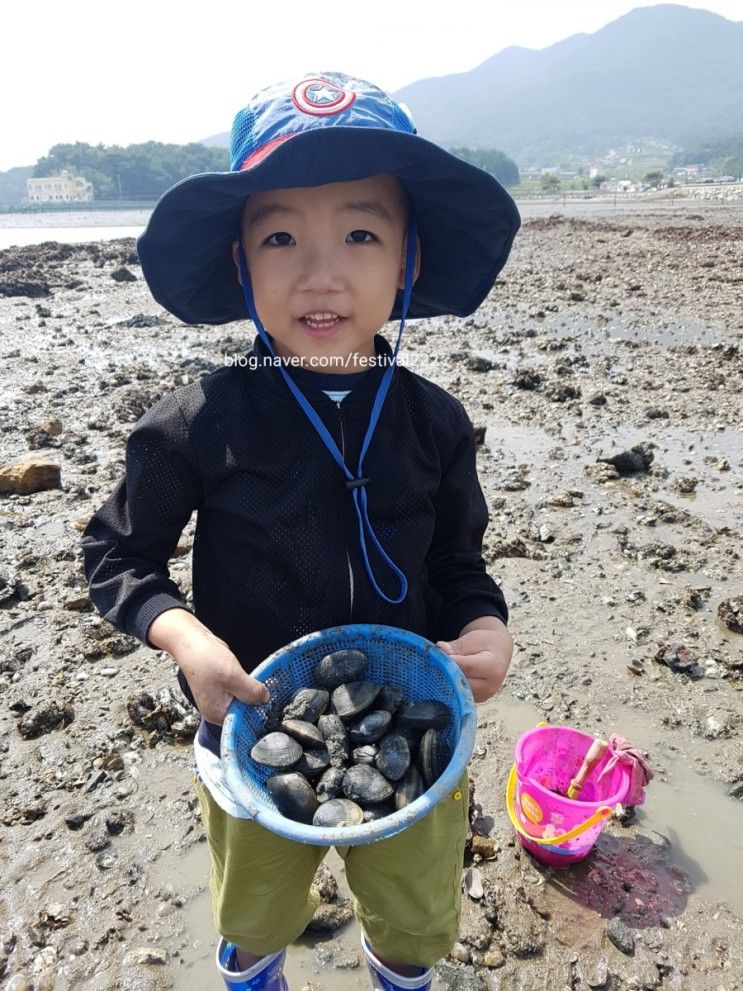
[
  {"left": 148, "top": 609, "right": 270, "bottom": 724},
  {"left": 436, "top": 616, "right": 513, "bottom": 703}
]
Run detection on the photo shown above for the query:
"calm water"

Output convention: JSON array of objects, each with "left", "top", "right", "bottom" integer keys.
[{"left": 0, "top": 209, "right": 150, "bottom": 250}]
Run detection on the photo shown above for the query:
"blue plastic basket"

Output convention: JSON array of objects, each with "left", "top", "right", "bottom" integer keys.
[{"left": 221, "top": 623, "right": 476, "bottom": 846}]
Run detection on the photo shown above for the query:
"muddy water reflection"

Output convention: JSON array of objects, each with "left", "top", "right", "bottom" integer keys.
[
  {"left": 491, "top": 697, "right": 743, "bottom": 917},
  {"left": 173, "top": 846, "right": 367, "bottom": 991}
]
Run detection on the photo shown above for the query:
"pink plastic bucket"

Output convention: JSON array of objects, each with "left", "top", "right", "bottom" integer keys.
[{"left": 506, "top": 725, "right": 632, "bottom": 867}]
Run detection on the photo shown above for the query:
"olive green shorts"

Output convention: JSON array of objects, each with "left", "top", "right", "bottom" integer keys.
[{"left": 194, "top": 770, "right": 469, "bottom": 967}]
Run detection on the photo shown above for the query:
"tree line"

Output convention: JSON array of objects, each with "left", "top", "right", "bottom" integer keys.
[
  {"left": 32, "top": 141, "right": 520, "bottom": 200},
  {"left": 33, "top": 141, "right": 230, "bottom": 200},
  {"left": 447, "top": 147, "right": 520, "bottom": 187}
]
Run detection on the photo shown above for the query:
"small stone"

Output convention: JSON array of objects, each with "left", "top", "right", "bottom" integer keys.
[
  {"left": 4, "top": 976, "right": 32, "bottom": 991},
  {"left": 674, "top": 475, "right": 698, "bottom": 494},
  {"left": 587, "top": 957, "right": 610, "bottom": 987},
  {"left": 0, "top": 459, "right": 61, "bottom": 495},
  {"left": 313, "top": 864, "right": 338, "bottom": 903},
  {"left": 449, "top": 941, "right": 471, "bottom": 963},
  {"left": 65, "top": 811, "right": 93, "bottom": 830},
  {"left": 717, "top": 595, "right": 743, "bottom": 634},
  {"left": 111, "top": 266, "right": 137, "bottom": 283},
  {"left": 124, "top": 946, "right": 167, "bottom": 965},
  {"left": 463, "top": 866, "right": 484, "bottom": 900},
  {"left": 597, "top": 444, "right": 653, "bottom": 476},
  {"left": 18, "top": 701, "right": 74, "bottom": 739},
  {"left": 64, "top": 593, "right": 90, "bottom": 611},
  {"left": 85, "top": 829, "right": 110, "bottom": 852},
  {"left": 470, "top": 835, "right": 498, "bottom": 860},
  {"left": 482, "top": 948, "right": 505, "bottom": 968},
  {"left": 305, "top": 899, "right": 354, "bottom": 934},
  {"left": 467, "top": 354, "right": 495, "bottom": 372},
  {"left": 654, "top": 642, "right": 701, "bottom": 677},
  {"left": 606, "top": 917, "right": 634, "bottom": 955},
  {"left": 585, "top": 462, "right": 620, "bottom": 484}
]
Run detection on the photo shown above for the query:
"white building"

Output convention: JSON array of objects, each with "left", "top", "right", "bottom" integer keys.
[{"left": 26, "top": 170, "right": 94, "bottom": 204}]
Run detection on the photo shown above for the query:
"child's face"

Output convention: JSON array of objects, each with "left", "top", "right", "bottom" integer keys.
[{"left": 234, "top": 174, "right": 420, "bottom": 372}]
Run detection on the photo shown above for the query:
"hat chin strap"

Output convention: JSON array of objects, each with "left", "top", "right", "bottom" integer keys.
[{"left": 237, "top": 218, "right": 417, "bottom": 605}]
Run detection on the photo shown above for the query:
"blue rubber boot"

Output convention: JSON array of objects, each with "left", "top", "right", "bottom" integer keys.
[
  {"left": 215, "top": 938, "right": 288, "bottom": 990},
  {"left": 361, "top": 933, "right": 434, "bottom": 991}
]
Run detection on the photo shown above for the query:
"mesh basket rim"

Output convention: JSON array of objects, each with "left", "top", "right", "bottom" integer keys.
[{"left": 221, "top": 623, "right": 476, "bottom": 846}]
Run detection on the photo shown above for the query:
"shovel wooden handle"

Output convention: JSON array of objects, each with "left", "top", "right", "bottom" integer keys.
[{"left": 567, "top": 739, "right": 608, "bottom": 799}]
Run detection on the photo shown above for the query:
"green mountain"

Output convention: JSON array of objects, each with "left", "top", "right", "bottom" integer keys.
[
  {"left": 393, "top": 5, "right": 743, "bottom": 165},
  {"left": 0, "top": 166, "right": 34, "bottom": 205}
]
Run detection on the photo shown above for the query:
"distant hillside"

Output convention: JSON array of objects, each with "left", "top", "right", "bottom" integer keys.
[
  {"left": 671, "top": 133, "right": 743, "bottom": 177},
  {"left": 393, "top": 5, "right": 743, "bottom": 165},
  {"left": 0, "top": 166, "right": 34, "bottom": 205},
  {"left": 34, "top": 142, "right": 229, "bottom": 199}
]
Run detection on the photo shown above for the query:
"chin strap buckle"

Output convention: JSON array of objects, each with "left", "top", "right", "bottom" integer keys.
[{"left": 346, "top": 476, "right": 370, "bottom": 490}]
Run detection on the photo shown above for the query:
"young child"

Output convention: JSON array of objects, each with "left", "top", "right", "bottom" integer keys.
[{"left": 82, "top": 71, "right": 520, "bottom": 991}]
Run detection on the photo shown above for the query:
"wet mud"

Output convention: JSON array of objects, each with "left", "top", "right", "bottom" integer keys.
[{"left": 1, "top": 201, "right": 742, "bottom": 990}]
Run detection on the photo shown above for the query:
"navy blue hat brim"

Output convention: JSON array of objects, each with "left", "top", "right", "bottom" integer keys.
[{"left": 137, "top": 127, "right": 520, "bottom": 325}]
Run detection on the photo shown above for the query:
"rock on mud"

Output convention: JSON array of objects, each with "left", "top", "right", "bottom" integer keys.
[
  {"left": 0, "top": 459, "right": 61, "bottom": 495},
  {"left": 17, "top": 701, "right": 74, "bottom": 739},
  {"left": 718, "top": 595, "right": 743, "bottom": 634}
]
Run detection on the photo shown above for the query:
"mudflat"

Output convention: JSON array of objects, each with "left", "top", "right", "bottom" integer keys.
[{"left": 1, "top": 200, "right": 741, "bottom": 990}]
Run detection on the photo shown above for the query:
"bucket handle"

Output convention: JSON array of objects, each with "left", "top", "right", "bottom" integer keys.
[{"left": 505, "top": 764, "right": 613, "bottom": 846}]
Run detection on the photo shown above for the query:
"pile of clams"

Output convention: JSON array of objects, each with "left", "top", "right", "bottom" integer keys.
[{"left": 249, "top": 649, "right": 452, "bottom": 828}]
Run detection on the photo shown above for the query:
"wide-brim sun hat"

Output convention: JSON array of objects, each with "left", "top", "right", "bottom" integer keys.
[{"left": 137, "top": 71, "right": 521, "bottom": 325}]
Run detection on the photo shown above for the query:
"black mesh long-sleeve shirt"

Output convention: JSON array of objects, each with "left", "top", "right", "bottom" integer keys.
[{"left": 82, "top": 334, "right": 508, "bottom": 753}]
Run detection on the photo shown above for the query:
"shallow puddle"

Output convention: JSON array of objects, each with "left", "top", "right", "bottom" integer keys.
[
  {"left": 172, "top": 845, "right": 370, "bottom": 991},
  {"left": 490, "top": 696, "right": 743, "bottom": 917}
]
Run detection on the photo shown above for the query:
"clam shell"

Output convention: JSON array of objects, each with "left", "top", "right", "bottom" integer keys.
[
  {"left": 316, "top": 766, "right": 346, "bottom": 802},
  {"left": 293, "top": 746, "right": 331, "bottom": 780},
  {"left": 375, "top": 733, "right": 411, "bottom": 782},
  {"left": 342, "top": 764, "right": 394, "bottom": 805},
  {"left": 348, "top": 710, "right": 392, "bottom": 745},
  {"left": 281, "top": 719, "right": 325, "bottom": 748},
  {"left": 362, "top": 800, "right": 396, "bottom": 822},
  {"left": 352, "top": 744, "right": 379, "bottom": 766},
  {"left": 313, "top": 649, "right": 368, "bottom": 690},
  {"left": 312, "top": 798, "right": 365, "bottom": 828},
  {"left": 396, "top": 700, "right": 450, "bottom": 732},
  {"left": 332, "top": 681, "right": 381, "bottom": 720},
  {"left": 395, "top": 766, "right": 426, "bottom": 810},
  {"left": 419, "top": 728, "right": 450, "bottom": 786},
  {"left": 267, "top": 772, "right": 319, "bottom": 824},
  {"left": 282, "top": 688, "right": 329, "bottom": 723},
  {"left": 250, "top": 732, "right": 302, "bottom": 768}
]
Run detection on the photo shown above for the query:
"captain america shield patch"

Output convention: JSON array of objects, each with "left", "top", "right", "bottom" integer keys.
[{"left": 291, "top": 77, "right": 356, "bottom": 116}]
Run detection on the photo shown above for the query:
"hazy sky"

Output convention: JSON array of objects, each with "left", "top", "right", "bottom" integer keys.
[{"left": 3, "top": 0, "right": 740, "bottom": 171}]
